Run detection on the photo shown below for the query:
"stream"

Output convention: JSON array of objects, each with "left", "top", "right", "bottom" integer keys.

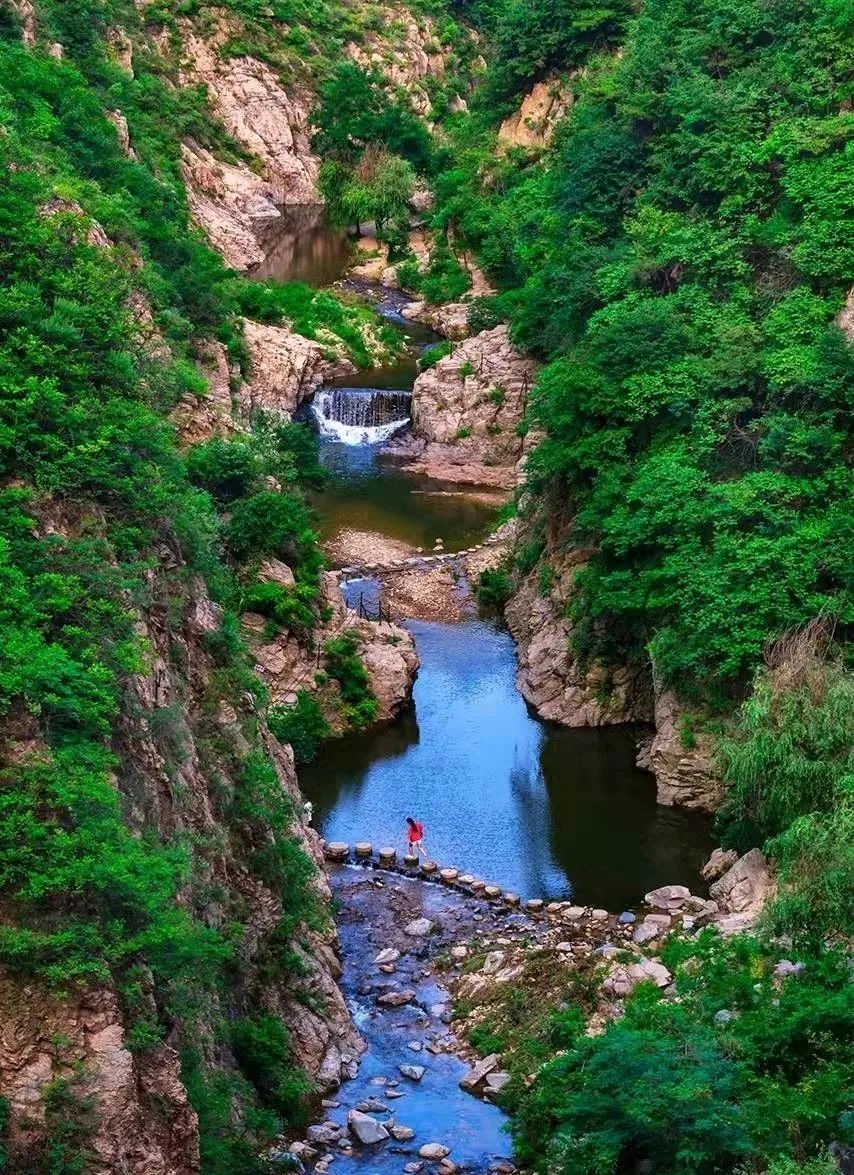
[{"left": 258, "top": 208, "right": 713, "bottom": 1172}]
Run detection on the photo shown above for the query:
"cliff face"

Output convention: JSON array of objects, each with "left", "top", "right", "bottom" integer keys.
[
  {"left": 246, "top": 569, "right": 419, "bottom": 729},
  {"left": 177, "top": 17, "right": 320, "bottom": 269},
  {"left": 403, "top": 324, "right": 537, "bottom": 489},
  {"left": 505, "top": 521, "right": 723, "bottom": 811},
  {"left": 0, "top": 554, "right": 362, "bottom": 1171}
]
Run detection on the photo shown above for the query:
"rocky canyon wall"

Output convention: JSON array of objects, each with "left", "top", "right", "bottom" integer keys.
[{"left": 505, "top": 518, "right": 723, "bottom": 811}]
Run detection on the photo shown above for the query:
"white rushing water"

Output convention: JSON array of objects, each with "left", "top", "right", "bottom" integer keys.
[{"left": 311, "top": 387, "right": 411, "bottom": 445}]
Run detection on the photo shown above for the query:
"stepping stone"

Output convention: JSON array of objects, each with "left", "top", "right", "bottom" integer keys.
[{"left": 377, "top": 989, "right": 416, "bottom": 1007}]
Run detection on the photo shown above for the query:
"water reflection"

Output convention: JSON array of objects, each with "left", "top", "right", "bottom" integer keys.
[
  {"left": 302, "top": 618, "right": 714, "bottom": 910},
  {"left": 311, "top": 442, "right": 503, "bottom": 552},
  {"left": 250, "top": 204, "right": 351, "bottom": 286}
]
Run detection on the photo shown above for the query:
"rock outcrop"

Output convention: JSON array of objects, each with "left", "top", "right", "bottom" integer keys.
[
  {"left": 0, "top": 565, "right": 362, "bottom": 1169},
  {"left": 498, "top": 77, "right": 573, "bottom": 149},
  {"left": 647, "top": 688, "right": 723, "bottom": 810},
  {"left": 0, "top": 975, "right": 198, "bottom": 1174},
  {"left": 246, "top": 572, "right": 418, "bottom": 727},
  {"left": 242, "top": 320, "right": 355, "bottom": 417},
  {"left": 506, "top": 546, "right": 654, "bottom": 727},
  {"left": 345, "top": 7, "right": 465, "bottom": 119},
  {"left": 178, "top": 18, "right": 320, "bottom": 269},
  {"left": 709, "top": 849, "right": 776, "bottom": 933},
  {"left": 403, "top": 325, "right": 537, "bottom": 489}
]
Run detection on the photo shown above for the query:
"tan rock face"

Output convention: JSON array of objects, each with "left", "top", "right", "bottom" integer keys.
[
  {"left": 409, "top": 325, "right": 537, "bottom": 488},
  {"left": 0, "top": 976, "right": 198, "bottom": 1174},
  {"left": 345, "top": 7, "right": 459, "bottom": 118},
  {"left": 648, "top": 688, "right": 722, "bottom": 810},
  {"left": 177, "top": 18, "right": 320, "bottom": 269},
  {"left": 402, "top": 300, "right": 471, "bottom": 340},
  {"left": 242, "top": 320, "right": 355, "bottom": 418},
  {"left": 172, "top": 338, "right": 239, "bottom": 446},
  {"left": 836, "top": 286, "right": 854, "bottom": 340},
  {"left": 506, "top": 548, "right": 653, "bottom": 727},
  {"left": 709, "top": 848, "right": 775, "bottom": 922},
  {"left": 248, "top": 572, "right": 418, "bottom": 726},
  {"left": 498, "top": 78, "right": 573, "bottom": 149}
]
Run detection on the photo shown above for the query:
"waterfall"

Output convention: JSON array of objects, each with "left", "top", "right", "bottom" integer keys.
[{"left": 312, "top": 387, "right": 411, "bottom": 445}]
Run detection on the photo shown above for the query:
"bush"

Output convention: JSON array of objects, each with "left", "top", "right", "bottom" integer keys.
[
  {"left": 232, "top": 1014, "right": 314, "bottom": 1129},
  {"left": 323, "top": 630, "right": 379, "bottom": 729},
  {"left": 477, "top": 567, "right": 512, "bottom": 612},
  {"left": 226, "top": 491, "right": 321, "bottom": 580},
  {"left": 187, "top": 438, "right": 263, "bottom": 503},
  {"left": 268, "top": 691, "right": 331, "bottom": 765},
  {"left": 241, "top": 581, "right": 318, "bottom": 635},
  {"left": 419, "top": 340, "right": 454, "bottom": 369}
]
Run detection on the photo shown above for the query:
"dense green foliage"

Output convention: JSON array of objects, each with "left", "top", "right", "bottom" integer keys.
[
  {"left": 437, "top": 2, "right": 854, "bottom": 1171},
  {"left": 432, "top": 0, "right": 853, "bottom": 699},
  {"left": 716, "top": 631, "right": 853, "bottom": 942},
  {"left": 0, "top": 8, "right": 384, "bottom": 1165},
  {"left": 269, "top": 690, "right": 332, "bottom": 765},
  {"left": 510, "top": 934, "right": 853, "bottom": 1174},
  {"left": 323, "top": 630, "right": 381, "bottom": 729}
]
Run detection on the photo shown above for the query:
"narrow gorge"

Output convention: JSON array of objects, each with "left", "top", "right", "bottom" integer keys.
[{"left": 0, "top": 2, "right": 850, "bottom": 1174}]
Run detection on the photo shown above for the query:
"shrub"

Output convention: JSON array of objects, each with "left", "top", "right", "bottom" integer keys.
[
  {"left": 268, "top": 691, "right": 331, "bottom": 765},
  {"left": 186, "top": 438, "right": 263, "bottom": 503},
  {"left": 232, "top": 1014, "right": 314, "bottom": 1129},
  {"left": 419, "top": 340, "right": 454, "bottom": 369},
  {"left": 323, "top": 630, "right": 379, "bottom": 729},
  {"left": 226, "top": 491, "right": 321, "bottom": 581},
  {"left": 477, "top": 567, "right": 512, "bottom": 612},
  {"left": 241, "top": 581, "right": 318, "bottom": 635}
]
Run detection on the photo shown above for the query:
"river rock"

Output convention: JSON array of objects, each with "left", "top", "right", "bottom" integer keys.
[
  {"left": 391, "top": 1125, "right": 416, "bottom": 1141},
  {"left": 701, "top": 847, "right": 739, "bottom": 882},
  {"left": 404, "top": 918, "right": 435, "bottom": 938},
  {"left": 644, "top": 884, "right": 691, "bottom": 912},
  {"left": 601, "top": 958, "right": 672, "bottom": 999},
  {"left": 307, "top": 1123, "right": 343, "bottom": 1146},
  {"left": 374, "top": 948, "right": 402, "bottom": 965},
  {"left": 709, "top": 849, "right": 775, "bottom": 923},
  {"left": 419, "top": 1144, "right": 451, "bottom": 1160},
  {"left": 404, "top": 1164, "right": 425, "bottom": 1173},
  {"left": 348, "top": 1110, "right": 389, "bottom": 1145},
  {"left": 481, "top": 951, "right": 506, "bottom": 975},
  {"left": 377, "top": 989, "right": 416, "bottom": 1007},
  {"left": 459, "top": 1053, "right": 498, "bottom": 1093},
  {"left": 633, "top": 918, "right": 669, "bottom": 946},
  {"left": 484, "top": 1071, "right": 511, "bottom": 1094},
  {"left": 355, "top": 1098, "right": 388, "bottom": 1114},
  {"left": 399, "top": 1064, "right": 426, "bottom": 1081}
]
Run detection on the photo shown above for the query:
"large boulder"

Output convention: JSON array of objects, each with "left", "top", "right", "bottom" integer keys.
[
  {"left": 347, "top": 1110, "right": 389, "bottom": 1146},
  {"left": 709, "top": 849, "right": 775, "bottom": 929}
]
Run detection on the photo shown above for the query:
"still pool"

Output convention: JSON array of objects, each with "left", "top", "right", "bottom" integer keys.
[
  {"left": 302, "top": 617, "right": 714, "bottom": 911},
  {"left": 313, "top": 442, "right": 504, "bottom": 555}
]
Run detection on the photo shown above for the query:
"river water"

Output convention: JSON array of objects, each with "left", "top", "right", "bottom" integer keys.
[{"left": 263, "top": 208, "right": 713, "bottom": 1171}]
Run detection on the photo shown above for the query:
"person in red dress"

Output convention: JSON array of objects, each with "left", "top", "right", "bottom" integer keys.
[{"left": 406, "top": 816, "right": 427, "bottom": 858}]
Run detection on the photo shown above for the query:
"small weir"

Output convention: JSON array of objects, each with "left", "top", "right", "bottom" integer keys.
[{"left": 312, "top": 387, "right": 412, "bottom": 445}]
